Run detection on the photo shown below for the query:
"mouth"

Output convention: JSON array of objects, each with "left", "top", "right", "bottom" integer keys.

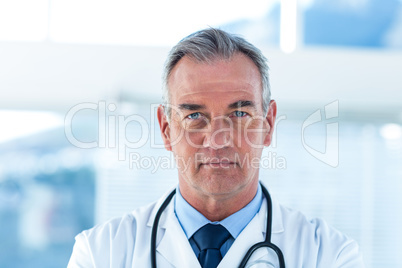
[{"left": 200, "top": 161, "right": 237, "bottom": 168}]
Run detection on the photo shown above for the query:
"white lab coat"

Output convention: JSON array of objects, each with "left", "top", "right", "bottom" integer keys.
[{"left": 68, "top": 188, "right": 365, "bottom": 267}]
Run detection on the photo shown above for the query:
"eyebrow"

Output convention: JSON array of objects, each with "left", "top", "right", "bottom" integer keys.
[
  {"left": 178, "top": 103, "right": 206, "bottom": 111},
  {"left": 228, "top": 100, "right": 256, "bottom": 110},
  {"left": 178, "top": 100, "right": 255, "bottom": 111}
]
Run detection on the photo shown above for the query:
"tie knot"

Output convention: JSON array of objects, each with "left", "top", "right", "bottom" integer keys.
[{"left": 192, "top": 223, "right": 231, "bottom": 251}]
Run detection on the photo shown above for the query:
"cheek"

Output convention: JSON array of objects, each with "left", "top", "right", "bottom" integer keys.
[
  {"left": 170, "top": 129, "right": 201, "bottom": 158},
  {"left": 173, "top": 131, "right": 204, "bottom": 154},
  {"left": 169, "top": 120, "right": 206, "bottom": 147},
  {"left": 169, "top": 122, "right": 186, "bottom": 148},
  {"left": 238, "top": 120, "right": 267, "bottom": 147}
]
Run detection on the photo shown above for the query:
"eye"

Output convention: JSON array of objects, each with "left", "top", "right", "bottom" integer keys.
[
  {"left": 187, "top": 112, "right": 201, "bottom": 120},
  {"left": 233, "top": 111, "right": 247, "bottom": 117}
]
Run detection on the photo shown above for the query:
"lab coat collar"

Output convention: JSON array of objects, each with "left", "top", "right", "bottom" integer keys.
[
  {"left": 147, "top": 188, "right": 201, "bottom": 267},
  {"left": 147, "top": 187, "right": 175, "bottom": 229},
  {"left": 146, "top": 184, "right": 284, "bottom": 267},
  {"left": 264, "top": 186, "right": 284, "bottom": 234},
  {"left": 147, "top": 184, "right": 284, "bottom": 233},
  {"left": 218, "top": 190, "right": 284, "bottom": 267}
]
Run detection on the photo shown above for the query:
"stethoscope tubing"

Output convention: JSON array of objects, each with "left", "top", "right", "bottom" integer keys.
[
  {"left": 150, "top": 183, "right": 285, "bottom": 268},
  {"left": 238, "top": 184, "right": 285, "bottom": 268},
  {"left": 151, "top": 189, "right": 176, "bottom": 268}
]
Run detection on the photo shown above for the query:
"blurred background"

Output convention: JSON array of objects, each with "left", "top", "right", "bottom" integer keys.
[{"left": 0, "top": 0, "right": 401, "bottom": 267}]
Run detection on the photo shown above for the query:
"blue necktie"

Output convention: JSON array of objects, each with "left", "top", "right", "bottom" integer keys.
[{"left": 190, "top": 223, "right": 232, "bottom": 268}]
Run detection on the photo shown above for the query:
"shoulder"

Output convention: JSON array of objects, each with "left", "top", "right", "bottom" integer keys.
[
  {"left": 79, "top": 200, "right": 158, "bottom": 245},
  {"left": 67, "top": 200, "right": 160, "bottom": 267},
  {"left": 275, "top": 202, "right": 364, "bottom": 267},
  {"left": 68, "top": 188, "right": 177, "bottom": 267},
  {"left": 76, "top": 187, "right": 177, "bottom": 244},
  {"left": 278, "top": 203, "right": 349, "bottom": 244}
]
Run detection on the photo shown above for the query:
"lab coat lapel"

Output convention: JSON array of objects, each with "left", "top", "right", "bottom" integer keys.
[
  {"left": 218, "top": 191, "right": 284, "bottom": 267},
  {"left": 218, "top": 199, "right": 266, "bottom": 267},
  {"left": 148, "top": 194, "right": 201, "bottom": 268}
]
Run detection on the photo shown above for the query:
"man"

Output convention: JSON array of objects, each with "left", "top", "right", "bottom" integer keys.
[{"left": 68, "top": 28, "right": 365, "bottom": 267}]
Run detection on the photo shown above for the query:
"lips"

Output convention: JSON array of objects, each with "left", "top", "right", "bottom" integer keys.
[
  {"left": 194, "top": 152, "right": 239, "bottom": 168},
  {"left": 202, "top": 160, "right": 234, "bottom": 164},
  {"left": 200, "top": 160, "right": 237, "bottom": 168}
]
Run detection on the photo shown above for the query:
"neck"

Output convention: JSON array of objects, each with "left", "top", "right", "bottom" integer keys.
[{"left": 179, "top": 180, "right": 259, "bottom": 222}]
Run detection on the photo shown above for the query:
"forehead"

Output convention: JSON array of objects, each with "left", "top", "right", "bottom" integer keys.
[{"left": 167, "top": 53, "right": 263, "bottom": 106}]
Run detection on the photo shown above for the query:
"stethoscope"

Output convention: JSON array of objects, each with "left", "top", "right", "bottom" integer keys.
[{"left": 151, "top": 183, "right": 285, "bottom": 268}]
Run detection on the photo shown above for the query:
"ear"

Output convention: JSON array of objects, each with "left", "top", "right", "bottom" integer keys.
[
  {"left": 263, "top": 100, "right": 277, "bottom": 147},
  {"left": 157, "top": 105, "right": 172, "bottom": 151}
]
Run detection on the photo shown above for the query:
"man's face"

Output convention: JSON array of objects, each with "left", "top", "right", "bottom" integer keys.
[{"left": 158, "top": 53, "right": 276, "bottom": 198}]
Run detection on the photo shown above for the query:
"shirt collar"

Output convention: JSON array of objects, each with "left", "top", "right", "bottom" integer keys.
[{"left": 174, "top": 184, "right": 263, "bottom": 239}]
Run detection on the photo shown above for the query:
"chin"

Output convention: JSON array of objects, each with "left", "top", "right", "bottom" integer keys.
[{"left": 197, "top": 173, "right": 249, "bottom": 196}]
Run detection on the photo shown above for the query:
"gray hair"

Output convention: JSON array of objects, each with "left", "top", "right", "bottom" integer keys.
[{"left": 162, "top": 28, "right": 271, "bottom": 118}]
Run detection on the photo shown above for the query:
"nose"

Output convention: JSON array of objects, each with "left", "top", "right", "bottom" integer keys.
[{"left": 202, "top": 116, "right": 233, "bottom": 149}]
